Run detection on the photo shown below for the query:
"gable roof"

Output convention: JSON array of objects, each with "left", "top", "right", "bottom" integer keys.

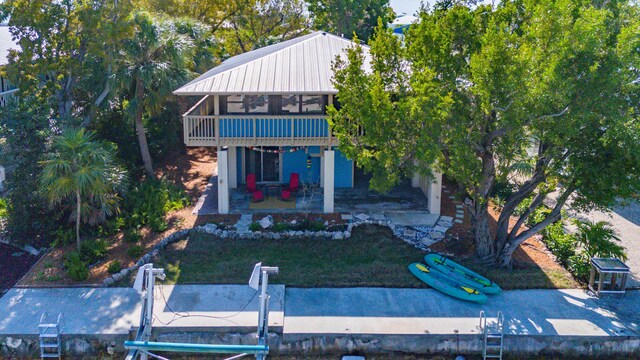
[
  {"left": 174, "top": 31, "right": 371, "bottom": 96},
  {"left": 0, "top": 26, "right": 18, "bottom": 67}
]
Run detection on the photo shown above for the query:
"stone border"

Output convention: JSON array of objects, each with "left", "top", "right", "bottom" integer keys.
[{"left": 102, "top": 217, "right": 443, "bottom": 287}]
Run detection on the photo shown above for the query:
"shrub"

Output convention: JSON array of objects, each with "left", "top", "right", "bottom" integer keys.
[
  {"left": 100, "top": 217, "right": 126, "bottom": 237},
  {"left": 127, "top": 244, "right": 144, "bottom": 258},
  {"left": 490, "top": 178, "right": 515, "bottom": 204},
  {"left": 64, "top": 252, "right": 89, "bottom": 281},
  {"left": 123, "top": 228, "right": 142, "bottom": 243},
  {"left": 79, "top": 239, "right": 109, "bottom": 264},
  {"left": 0, "top": 198, "right": 7, "bottom": 219},
  {"left": 107, "top": 260, "right": 122, "bottom": 274},
  {"left": 51, "top": 227, "right": 76, "bottom": 248},
  {"left": 149, "top": 217, "right": 169, "bottom": 233},
  {"left": 249, "top": 222, "right": 261, "bottom": 232},
  {"left": 573, "top": 219, "right": 627, "bottom": 261},
  {"left": 122, "top": 179, "right": 190, "bottom": 230},
  {"left": 542, "top": 221, "right": 576, "bottom": 267}
]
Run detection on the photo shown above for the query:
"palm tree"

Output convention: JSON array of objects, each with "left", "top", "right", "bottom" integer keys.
[
  {"left": 120, "top": 12, "right": 195, "bottom": 178},
  {"left": 40, "top": 128, "right": 128, "bottom": 251},
  {"left": 573, "top": 219, "right": 627, "bottom": 261}
]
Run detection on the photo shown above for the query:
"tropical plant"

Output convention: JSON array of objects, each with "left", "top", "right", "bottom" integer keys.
[
  {"left": 307, "top": 0, "right": 391, "bottom": 41},
  {"left": 119, "top": 12, "right": 196, "bottom": 178},
  {"left": 39, "top": 128, "right": 128, "bottom": 251},
  {"left": 329, "top": 1, "right": 640, "bottom": 267},
  {"left": 573, "top": 219, "right": 627, "bottom": 261}
]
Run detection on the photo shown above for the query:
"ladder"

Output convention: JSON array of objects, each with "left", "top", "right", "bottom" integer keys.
[
  {"left": 479, "top": 310, "right": 504, "bottom": 360},
  {"left": 39, "top": 312, "right": 63, "bottom": 359}
]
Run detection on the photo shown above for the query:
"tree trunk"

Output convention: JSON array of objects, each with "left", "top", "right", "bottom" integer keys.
[
  {"left": 473, "top": 206, "right": 495, "bottom": 262},
  {"left": 76, "top": 189, "right": 81, "bottom": 252},
  {"left": 134, "top": 77, "right": 155, "bottom": 179}
]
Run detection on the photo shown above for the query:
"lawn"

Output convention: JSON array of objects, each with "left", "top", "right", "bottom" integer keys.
[
  {"left": 154, "top": 225, "right": 426, "bottom": 287},
  {"left": 152, "top": 224, "right": 577, "bottom": 289}
]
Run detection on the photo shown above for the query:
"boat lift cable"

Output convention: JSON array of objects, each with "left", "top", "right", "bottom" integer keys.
[
  {"left": 125, "top": 262, "right": 278, "bottom": 360},
  {"left": 151, "top": 282, "right": 259, "bottom": 327}
]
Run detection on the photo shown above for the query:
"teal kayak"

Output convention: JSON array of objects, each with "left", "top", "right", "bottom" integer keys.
[
  {"left": 424, "top": 254, "right": 502, "bottom": 295},
  {"left": 408, "top": 263, "right": 488, "bottom": 304}
]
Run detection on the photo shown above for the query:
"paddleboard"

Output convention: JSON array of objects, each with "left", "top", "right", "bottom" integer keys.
[
  {"left": 424, "top": 254, "right": 502, "bottom": 294},
  {"left": 408, "top": 263, "right": 488, "bottom": 303}
]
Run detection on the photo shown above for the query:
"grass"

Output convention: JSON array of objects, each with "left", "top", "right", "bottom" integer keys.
[
  {"left": 458, "top": 258, "right": 578, "bottom": 290},
  {"left": 155, "top": 225, "right": 426, "bottom": 287},
  {"left": 153, "top": 224, "right": 577, "bottom": 289}
]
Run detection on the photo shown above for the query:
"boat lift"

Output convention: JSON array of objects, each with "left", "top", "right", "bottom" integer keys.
[{"left": 124, "top": 262, "right": 279, "bottom": 360}]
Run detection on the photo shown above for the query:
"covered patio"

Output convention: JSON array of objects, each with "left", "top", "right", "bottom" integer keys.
[{"left": 193, "top": 175, "right": 431, "bottom": 215}]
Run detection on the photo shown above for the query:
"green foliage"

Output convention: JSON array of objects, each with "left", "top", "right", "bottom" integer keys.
[
  {"left": 150, "top": 217, "right": 169, "bottom": 233},
  {"left": 249, "top": 222, "right": 261, "bottom": 232},
  {"left": 331, "top": 2, "right": 640, "bottom": 265},
  {"left": 307, "top": 0, "right": 391, "bottom": 41},
  {"left": 99, "top": 217, "right": 126, "bottom": 237},
  {"left": 79, "top": 239, "right": 109, "bottom": 264},
  {"left": 0, "top": 198, "right": 8, "bottom": 219},
  {"left": 122, "top": 179, "right": 189, "bottom": 230},
  {"left": 51, "top": 227, "right": 76, "bottom": 248},
  {"left": 39, "top": 128, "right": 128, "bottom": 251},
  {"left": 64, "top": 252, "right": 89, "bottom": 281},
  {"left": 146, "top": 101, "right": 184, "bottom": 162},
  {"left": 107, "top": 260, "right": 122, "bottom": 274},
  {"left": 127, "top": 244, "right": 144, "bottom": 259},
  {"left": 0, "top": 101, "right": 55, "bottom": 246},
  {"left": 542, "top": 221, "right": 576, "bottom": 268},
  {"left": 573, "top": 219, "right": 627, "bottom": 261},
  {"left": 124, "top": 228, "right": 143, "bottom": 243}
]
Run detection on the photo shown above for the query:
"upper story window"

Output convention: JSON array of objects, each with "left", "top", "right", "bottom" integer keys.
[
  {"left": 224, "top": 95, "right": 269, "bottom": 114},
  {"left": 301, "top": 95, "right": 324, "bottom": 113},
  {"left": 280, "top": 95, "right": 325, "bottom": 114}
]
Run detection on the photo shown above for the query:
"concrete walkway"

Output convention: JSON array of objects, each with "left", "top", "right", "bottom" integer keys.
[
  {"left": 573, "top": 200, "right": 640, "bottom": 288},
  {"left": 1, "top": 285, "right": 638, "bottom": 338}
]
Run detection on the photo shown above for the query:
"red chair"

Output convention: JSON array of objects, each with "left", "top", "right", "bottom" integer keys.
[
  {"left": 281, "top": 173, "right": 300, "bottom": 201},
  {"left": 246, "top": 173, "right": 264, "bottom": 202}
]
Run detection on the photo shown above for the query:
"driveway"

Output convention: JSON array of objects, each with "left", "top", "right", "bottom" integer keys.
[{"left": 573, "top": 200, "right": 640, "bottom": 288}]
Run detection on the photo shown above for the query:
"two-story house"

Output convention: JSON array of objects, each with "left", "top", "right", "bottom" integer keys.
[{"left": 174, "top": 31, "right": 442, "bottom": 214}]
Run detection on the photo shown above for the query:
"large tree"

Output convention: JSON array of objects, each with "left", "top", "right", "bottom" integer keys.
[
  {"left": 119, "top": 12, "right": 195, "bottom": 178},
  {"left": 307, "top": 0, "right": 392, "bottom": 41},
  {"left": 329, "top": 0, "right": 640, "bottom": 267},
  {"left": 39, "top": 128, "right": 128, "bottom": 251},
  {"left": 0, "top": 0, "right": 132, "bottom": 126}
]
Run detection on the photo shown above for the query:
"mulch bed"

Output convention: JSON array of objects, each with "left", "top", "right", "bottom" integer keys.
[{"left": 0, "top": 243, "right": 40, "bottom": 294}]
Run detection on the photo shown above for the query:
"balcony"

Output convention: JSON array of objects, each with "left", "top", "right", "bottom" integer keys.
[{"left": 183, "top": 115, "right": 333, "bottom": 147}]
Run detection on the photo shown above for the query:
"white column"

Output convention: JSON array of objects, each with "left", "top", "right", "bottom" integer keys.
[
  {"left": 218, "top": 149, "right": 230, "bottom": 214},
  {"left": 320, "top": 151, "right": 325, "bottom": 187},
  {"left": 427, "top": 171, "right": 443, "bottom": 215},
  {"left": 411, "top": 159, "right": 420, "bottom": 188},
  {"left": 323, "top": 150, "right": 335, "bottom": 213},
  {"left": 228, "top": 147, "right": 237, "bottom": 189}
]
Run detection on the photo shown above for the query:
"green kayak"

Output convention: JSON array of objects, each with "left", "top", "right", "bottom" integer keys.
[
  {"left": 424, "top": 254, "right": 502, "bottom": 295},
  {"left": 408, "top": 263, "right": 488, "bottom": 304}
]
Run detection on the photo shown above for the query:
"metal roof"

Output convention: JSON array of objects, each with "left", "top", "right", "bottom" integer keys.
[
  {"left": 0, "top": 26, "right": 18, "bottom": 66},
  {"left": 174, "top": 31, "right": 371, "bottom": 96}
]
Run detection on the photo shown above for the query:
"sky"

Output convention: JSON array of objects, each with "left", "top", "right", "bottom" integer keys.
[{"left": 390, "top": 0, "right": 493, "bottom": 16}]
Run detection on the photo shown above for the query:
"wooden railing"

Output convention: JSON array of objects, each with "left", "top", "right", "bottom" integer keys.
[
  {"left": 183, "top": 115, "right": 333, "bottom": 147},
  {"left": 0, "top": 89, "right": 17, "bottom": 107}
]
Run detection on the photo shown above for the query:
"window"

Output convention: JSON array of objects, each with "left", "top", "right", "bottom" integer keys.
[
  {"left": 281, "top": 95, "right": 299, "bottom": 114},
  {"left": 246, "top": 95, "right": 269, "bottom": 113},
  {"left": 226, "top": 95, "right": 245, "bottom": 114},
  {"left": 301, "top": 95, "right": 324, "bottom": 113},
  {"left": 224, "top": 95, "right": 269, "bottom": 114}
]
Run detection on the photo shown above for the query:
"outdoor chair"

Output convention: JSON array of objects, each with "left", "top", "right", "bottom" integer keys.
[
  {"left": 281, "top": 173, "right": 300, "bottom": 201},
  {"left": 246, "top": 173, "right": 264, "bottom": 202}
]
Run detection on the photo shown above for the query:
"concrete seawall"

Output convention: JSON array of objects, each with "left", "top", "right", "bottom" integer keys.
[{"left": 1, "top": 286, "right": 639, "bottom": 358}]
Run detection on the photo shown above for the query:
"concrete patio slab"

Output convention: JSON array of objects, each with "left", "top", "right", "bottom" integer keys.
[
  {"left": 0, "top": 285, "right": 285, "bottom": 335},
  {"left": 283, "top": 288, "right": 640, "bottom": 337},
  {"left": 388, "top": 212, "right": 439, "bottom": 227}
]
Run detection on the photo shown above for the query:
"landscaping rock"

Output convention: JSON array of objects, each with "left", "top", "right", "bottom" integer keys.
[
  {"left": 259, "top": 215, "right": 273, "bottom": 229},
  {"left": 204, "top": 223, "right": 218, "bottom": 234},
  {"left": 433, "top": 225, "right": 449, "bottom": 233},
  {"left": 23, "top": 245, "right": 39, "bottom": 256},
  {"left": 112, "top": 273, "right": 123, "bottom": 282},
  {"left": 355, "top": 213, "right": 369, "bottom": 221},
  {"left": 429, "top": 231, "right": 445, "bottom": 240},
  {"left": 272, "top": 233, "right": 281, "bottom": 240},
  {"left": 332, "top": 232, "right": 344, "bottom": 240},
  {"left": 103, "top": 277, "right": 115, "bottom": 286}
]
